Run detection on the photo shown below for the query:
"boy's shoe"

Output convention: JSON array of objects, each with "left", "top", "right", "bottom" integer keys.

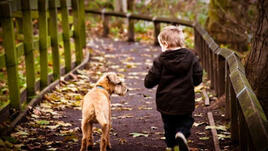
[{"left": 175, "top": 132, "right": 189, "bottom": 151}]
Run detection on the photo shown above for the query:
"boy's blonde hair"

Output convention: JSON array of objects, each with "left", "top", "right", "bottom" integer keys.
[{"left": 158, "top": 26, "right": 185, "bottom": 49}]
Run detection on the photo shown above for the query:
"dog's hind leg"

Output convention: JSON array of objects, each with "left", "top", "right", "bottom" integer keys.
[
  {"left": 107, "top": 111, "right": 112, "bottom": 149},
  {"left": 106, "top": 123, "right": 112, "bottom": 150},
  {"left": 100, "top": 123, "right": 109, "bottom": 151},
  {"left": 97, "top": 113, "right": 109, "bottom": 151},
  {"left": 80, "top": 119, "right": 90, "bottom": 151},
  {"left": 87, "top": 122, "right": 93, "bottom": 150}
]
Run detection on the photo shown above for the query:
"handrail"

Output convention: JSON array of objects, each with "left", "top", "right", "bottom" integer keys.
[
  {"left": 195, "top": 22, "right": 268, "bottom": 151},
  {"left": 85, "top": 9, "right": 193, "bottom": 27}
]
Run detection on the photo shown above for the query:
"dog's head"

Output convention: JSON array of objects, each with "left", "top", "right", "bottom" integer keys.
[{"left": 97, "top": 72, "right": 128, "bottom": 96}]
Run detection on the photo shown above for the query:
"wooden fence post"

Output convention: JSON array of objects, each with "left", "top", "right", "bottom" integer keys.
[
  {"left": 49, "top": 0, "right": 60, "bottom": 80},
  {"left": 204, "top": 41, "right": 209, "bottom": 78},
  {"left": 201, "top": 38, "right": 206, "bottom": 72},
  {"left": 127, "top": 13, "right": 134, "bottom": 42},
  {"left": 38, "top": 0, "right": 49, "bottom": 89},
  {"left": 225, "top": 62, "right": 231, "bottom": 119},
  {"left": 153, "top": 18, "right": 160, "bottom": 46},
  {"left": 60, "top": 0, "right": 72, "bottom": 72},
  {"left": 194, "top": 28, "right": 200, "bottom": 55},
  {"left": 79, "top": 0, "right": 86, "bottom": 47},
  {"left": 72, "top": 0, "right": 83, "bottom": 65},
  {"left": 238, "top": 108, "right": 248, "bottom": 151},
  {"left": 101, "top": 9, "right": 109, "bottom": 37},
  {"left": 212, "top": 51, "right": 218, "bottom": 94},
  {"left": 218, "top": 55, "right": 225, "bottom": 96},
  {"left": 209, "top": 48, "right": 214, "bottom": 89},
  {"left": 22, "top": 0, "right": 36, "bottom": 99},
  {"left": 0, "top": 1, "right": 21, "bottom": 110},
  {"left": 230, "top": 81, "right": 239, "bottom": 146}
]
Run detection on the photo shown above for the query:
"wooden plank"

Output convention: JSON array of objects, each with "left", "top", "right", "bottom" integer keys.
[
  {"left": 230, "top": 84, "right": 239, "bottom": 144},
  {"left": 0, "top": 1, "right": 21, "bottom": 110},
  {"left": 217, "top": 54, "right": 225, "bottom": 96},
  {"left": 207, "top": 112, "right": 221, "bottom": 151},
  {"left": 22, "top": 0, "right": 36, "bottom": 100},
  {"left": 38, "top": 0, "right": 49, "bottom": 90},
  {"left": 236, "top": 87, "right": 268, "bottom": 150},
  {"left": 202, "top": 89, "right": 210, "bottom": 106},
  {"left": 60, "top": 0, "right": 72, "bottom": 72},
  {"left": 72, "top": 0, "right": 83, "bottom": 65},
  {"left": 49, "top": 0, "right": 61, "bottom": 80},
  {"left": 127, "top": 17, "right": 134, "bottom": 42},
  {"left": 101, "top": 11, "right": 109, "bottom": 37},
  {"left": 78, "top": 0, "right": 86, "bottom": 47},
  {"left": 153, "top": 20, "right": 160, "bottom": 46}
]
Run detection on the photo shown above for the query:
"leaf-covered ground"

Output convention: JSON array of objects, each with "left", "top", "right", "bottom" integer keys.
[{"left": 1, "top": 38, "right": 232, "bottom": 151}]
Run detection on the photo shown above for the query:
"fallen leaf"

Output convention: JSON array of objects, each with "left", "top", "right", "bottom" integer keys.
[
  {"left": 195, "top": 97, "right": 202, "bottom": 102},
  {"left": 118, "top": 138, "right": 127, "bottom": 144},
  {"left": 193, "top": 122, "right": 206, "bottom": 127},
  {"left": 217, "top": 134, "right": 231, "bottom": 140},
  {"left": 129, "top": 132, "right": 149, "bottom": 138},
  {"left": 205, "top": 125, "right": 227, "bottom": 131},
  {"left": 160, "top": 137, "right": 165, "bottom": 140},
  {"left": 36, "top": 120, "right": 50, "bottom": 125},
  {"left": 199, "top": 137, "right": 210, "bottom": 140}
]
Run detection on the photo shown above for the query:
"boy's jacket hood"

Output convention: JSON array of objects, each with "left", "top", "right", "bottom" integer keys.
[{"left": 159, "top": 48, "right": 192, "bottom": 74}]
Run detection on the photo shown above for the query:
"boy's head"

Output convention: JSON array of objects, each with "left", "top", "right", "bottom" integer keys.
[{"left": 158, "top": 25, "right": 185, "bottom": 52}]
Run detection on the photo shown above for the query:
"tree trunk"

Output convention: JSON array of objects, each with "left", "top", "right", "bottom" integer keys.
[
  {"left": 114, "top": 0, "right": 126, "bottom": 12},
  {"left": 245, "top": 0, "right": 268, "bottom": 116}
]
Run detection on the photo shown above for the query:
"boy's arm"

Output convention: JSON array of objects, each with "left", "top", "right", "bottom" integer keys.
[
  {"left": 144, "top": 58, "right": 162, "bottom": 88},
  {"left": 193, "top": 57, "right": 203, "bottom": 86}
]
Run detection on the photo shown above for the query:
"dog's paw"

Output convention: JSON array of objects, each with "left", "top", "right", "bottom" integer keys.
[
  {"left": 87, "top": 145, "right": 93, "bottom": 150},
  {"left": 107, "top": 143, "right": 112, "bottom": 150}
]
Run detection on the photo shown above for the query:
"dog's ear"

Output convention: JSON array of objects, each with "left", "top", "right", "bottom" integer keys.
[{"left": 107, "top": 73, "right": 121, "bottom": 84}]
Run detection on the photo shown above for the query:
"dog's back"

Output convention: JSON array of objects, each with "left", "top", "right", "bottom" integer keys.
[{"left": 82, "top": 88, "right": 110, "bottom": 123}]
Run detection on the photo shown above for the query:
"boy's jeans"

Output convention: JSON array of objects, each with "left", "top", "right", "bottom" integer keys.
[{"left": 161, "top": 113, "right": 194, "bottom": 148}]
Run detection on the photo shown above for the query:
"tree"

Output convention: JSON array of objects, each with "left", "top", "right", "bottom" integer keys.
[
  {"left": 205, "top": 0, "right": 257, "bottom": 52},
  {"left": 114, "top": 0, "right": 127, "bottom": 12},
  {"left": 245, "top": 0, "right": 268, "bottom": 116}
]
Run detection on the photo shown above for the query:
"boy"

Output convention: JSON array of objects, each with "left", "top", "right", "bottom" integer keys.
[{"left": 144, "top": 26, "right": 203, "bottom": 151}]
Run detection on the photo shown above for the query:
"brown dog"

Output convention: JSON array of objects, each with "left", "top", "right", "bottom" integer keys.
[{"left": 80, "top": 72, "right": 127, "bottom": 151}]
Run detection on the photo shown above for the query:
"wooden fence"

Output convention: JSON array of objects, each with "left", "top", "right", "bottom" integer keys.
[
  {"left": 0, "top": 0, "right": 86, "bottom": 129},
  {"left": 85, "top": 9, "right": 268, "bottom": 151}
]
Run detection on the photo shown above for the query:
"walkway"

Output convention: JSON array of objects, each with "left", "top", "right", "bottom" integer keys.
[{"left": 6, "top": 38, "right": 231, "bottom": 151}]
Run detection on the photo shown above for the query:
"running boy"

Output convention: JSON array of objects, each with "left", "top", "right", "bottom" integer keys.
[{"left": 144, "top": 26, "right": 203, "bottom": 151}]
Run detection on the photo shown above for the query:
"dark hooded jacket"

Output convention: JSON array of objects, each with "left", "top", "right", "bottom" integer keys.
[{"left": 144, "top": 48, "right": 203, "bottom": 115}]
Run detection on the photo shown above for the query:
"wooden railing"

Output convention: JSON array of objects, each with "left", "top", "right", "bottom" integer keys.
[
  {"left": 0, "top": 0, "right": 87, "bottom": 130},
  {"left": 86, "top": 9, "right": 268, "bottom": 151}
]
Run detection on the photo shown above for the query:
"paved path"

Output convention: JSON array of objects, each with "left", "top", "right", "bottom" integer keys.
[{"left": 6, "top": 38, "right": 232, "bottom": 151}]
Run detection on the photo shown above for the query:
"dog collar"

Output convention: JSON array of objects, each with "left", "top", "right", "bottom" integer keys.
[
  {"left": 96, "top": 85, "right": 112, "bottom": 95},
  {"left": 96, "top": 85, "right": 105, "bottom": 90}
]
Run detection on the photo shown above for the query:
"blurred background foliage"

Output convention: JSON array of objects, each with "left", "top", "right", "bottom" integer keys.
[
  {"left": 85, "top": 0, "right": 257, "bottom": 54},
  {"left": 0, "top": 0, "right": 259, "bottom": 107}
]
